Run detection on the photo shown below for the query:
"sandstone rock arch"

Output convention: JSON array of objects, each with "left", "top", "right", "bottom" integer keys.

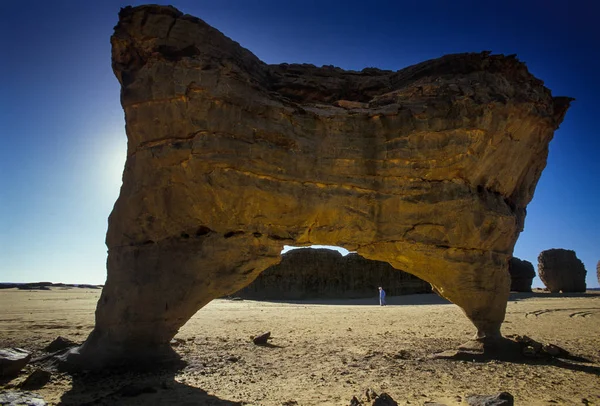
[{"left": 69, "top": 5, "right": 572, "bottom": 367}]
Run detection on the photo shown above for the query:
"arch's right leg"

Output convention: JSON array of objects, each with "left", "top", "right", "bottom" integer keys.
[{"left": 359, "top": 242, "right": 511, "bottom": 350}]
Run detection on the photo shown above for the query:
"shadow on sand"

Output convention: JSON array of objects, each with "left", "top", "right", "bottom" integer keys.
[
  {"left": 434, "top": 340, "right": 600, "bottom": 377},
  {"left": 58, "top": 362, "right": 244, "bottom": 406},
  {"left": 508, "top": 290, "right": 600, "bottom": 302},
  {"left": 450, "top": 353, "right": 600, "bottom": 377},
  {"left": 233, "top": 291, "right": 600, "bottom": 306}
]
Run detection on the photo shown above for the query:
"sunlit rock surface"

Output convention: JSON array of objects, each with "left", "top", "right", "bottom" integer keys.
[
  {"left": 73, "top": 5, "right": 572, "bottom": 367},
  {"left": 538, "top": 249, "right": 586, "bottom": 293},
  {"left": 233, "top": 248, "right": 431, "bottom": 299}
]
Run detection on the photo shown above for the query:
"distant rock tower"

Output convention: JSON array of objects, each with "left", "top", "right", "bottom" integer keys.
[
  {"left": 538, "top": 249, "right": 586, "bottom": 293},
  {"left": 597, "top": 260, "right": 599, "bottom": 286},
  {"left": 508, "top": 257, "right": 535, "bottom": 292}
]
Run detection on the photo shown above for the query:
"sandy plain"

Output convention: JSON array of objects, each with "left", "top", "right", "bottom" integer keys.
[{"left": 0, "top": 287, "right": 599, "bottom": 405}]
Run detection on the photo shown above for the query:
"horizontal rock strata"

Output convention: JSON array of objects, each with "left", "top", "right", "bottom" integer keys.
[{"left": 70, "top": 5, "right": 572, "bottom": 367}]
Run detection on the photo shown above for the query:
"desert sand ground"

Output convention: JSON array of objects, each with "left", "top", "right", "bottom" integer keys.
[{"left": 1, "top": 288, "right": 599, "bottom": 405}]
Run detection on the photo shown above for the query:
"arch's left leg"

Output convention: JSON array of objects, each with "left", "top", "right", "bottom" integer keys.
[{"left": 66, "top": 233, "right": 282, "bottom": 369}]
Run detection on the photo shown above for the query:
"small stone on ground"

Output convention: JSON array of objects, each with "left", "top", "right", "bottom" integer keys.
[
  {"left": 0, "top": 348, "right": 31, "bottom": 378},
  {"left": 466, "top": 392, "right": 514, "bottom": 406},
  {"left": 20, "top": 369, "right": 52, "bottom": 390},
  {"left": 372, "top": 392, "right": 398, "bottom": 406},
  {"left": 0, "top": 390, "right": 46, "bottom": 406},
  {"left": 253, "top": 332, "right": 271, "bottom": 345},
  {"left": 44, "top": 337, "right": 77, "bottom": 353}
]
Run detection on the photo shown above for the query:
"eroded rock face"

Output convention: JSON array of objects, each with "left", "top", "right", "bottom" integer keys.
[
  {"left": 538, "top": 249, "right": 587, "bottom": 293},
  {"left": 73, "top": 5, "right": 572, "bottom": 367},
  {"left": 508, "top": 257, "right": 535, "bottom": 292},
  {"left": 234, "top": 248, "right": 431, "bottom": 299}
]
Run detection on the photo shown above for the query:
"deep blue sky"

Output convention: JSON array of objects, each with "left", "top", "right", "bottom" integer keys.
[{"left": 1, "top": 0, "right": 598, "bottom": 287}]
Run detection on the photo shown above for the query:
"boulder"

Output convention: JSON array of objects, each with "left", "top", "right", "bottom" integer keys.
[
  {"left": 538, "top": 249, "right": 586, "bottom": 292},
  {"left": 508, "top": 257, "right": 535, "bottom": 292},
  {"left": 20, "top": 369, "right": 52, "bottom": 390},
  {"left": 235, "top": 249, "right": 430, "bottom": 299},
  {"left": 351, "top": 391, "right": 398, "bottom": 406},
  {"left": 372, "top": 393, "right": 398, "bottom": 406},
  {"left": 68, "top": 5, "right": 572, "bottom": 368},
  {"left": 44, "top": 336, "right": 77, "bottom": 353},
  {"left": 0, "top": 348, "right": 31, "bottom": 378},
  {"left": 466, "top": 392, "right": 514, "bottom": 406}
]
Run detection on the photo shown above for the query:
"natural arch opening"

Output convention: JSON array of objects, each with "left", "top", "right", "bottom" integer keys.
[
  {"left": 233, "top": 246, "right": 431, "bottom": 300},
  {"left": 64, "top": 5, "right": 572, "bottom": 369}
]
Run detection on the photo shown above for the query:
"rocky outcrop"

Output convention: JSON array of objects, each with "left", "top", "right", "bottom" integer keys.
[
  {"left": 597, "top": 260, "right": 599, "bottom": 286},
  {"left": 508, "top": 257, "right": 535, "bottom": 292},
  {"left": 69, "top": 5, "right": 572, "bottom": 368},
  {"left": 538, "top": 249, "right": 586, "bottom": 293},
  {"left": 234, "top": 248, "right": 431, "bottom": 299},
  {"left": 0, "top": 283, "right": 101, "bottom": 290}
]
